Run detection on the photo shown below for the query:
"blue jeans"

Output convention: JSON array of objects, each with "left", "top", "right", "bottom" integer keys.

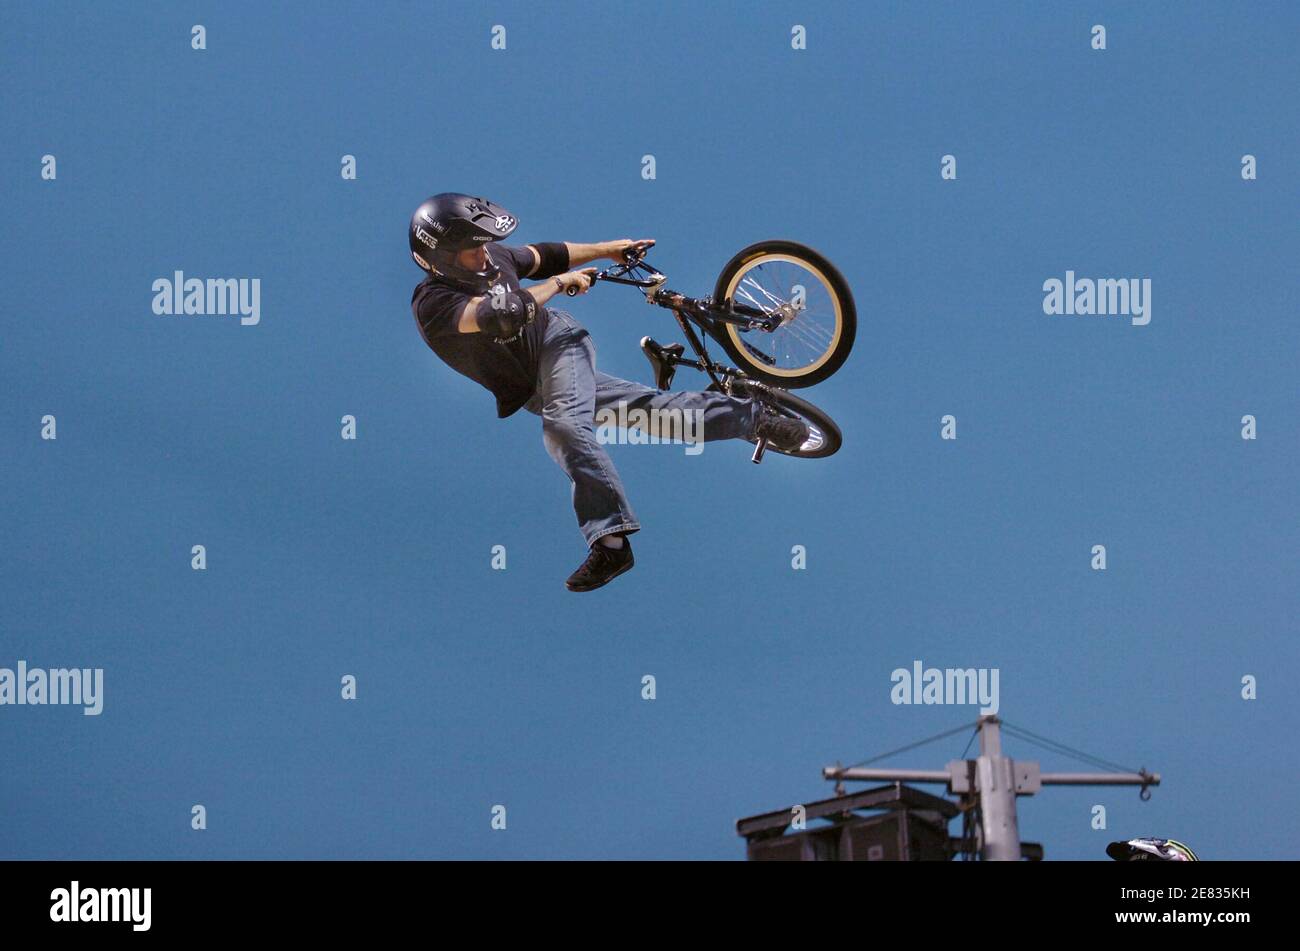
[{"left": 523, "top": 309, "right": 762, "bottom": 546}]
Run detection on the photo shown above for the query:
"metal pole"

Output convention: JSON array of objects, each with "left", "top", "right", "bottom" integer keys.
[
  {"left": 1040, "top": 772, "right": 1160, "bottom": 786},
  {"left": 818, "top": 716, "right": 1160, "bottom": 860},
  {"left": 976, "top": 716, "right": 1021, "bottom": 861},
  {"left": 820, "top": 768, "right": 1159, "bottom": 790},
  {"left": 819, "top": 767, "right": 951, "bottom": 784}
]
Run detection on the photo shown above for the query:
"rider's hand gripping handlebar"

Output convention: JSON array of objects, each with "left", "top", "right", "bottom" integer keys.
[
  {"left": 564, "top": 269, "right": 600, "bottom": 297},
  {"left": 564, "top": 242, "right": 657, "bottom": 296}
]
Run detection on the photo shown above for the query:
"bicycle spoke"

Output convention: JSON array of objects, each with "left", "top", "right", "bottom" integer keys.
[
  {"left": 733, "top": 284, "right": 777, "bottom": 315},
  {"left": 778, "top": 321, "right": 828, "bottom": 354},
  {"left": 724, "top": 254, "right": 846, "bottom": 375},
  {"left": 741, "top": 273, "right": 786, "bottom": 309},
  {"left": 748, "top": 263, "right": 837, "bottom": 371},
  {"left": 787, "top": 316, "right": 836, "bottom": 345}
]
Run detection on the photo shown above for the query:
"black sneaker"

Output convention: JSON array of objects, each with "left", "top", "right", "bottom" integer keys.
[
  {"left": 565, "top": 538, "right": 635, "bottom": 592},
  {"left": 753, "top": 408, "right": 810, "bottom": 453}
]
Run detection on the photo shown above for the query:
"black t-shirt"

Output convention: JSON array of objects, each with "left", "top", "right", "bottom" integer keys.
[{"left": 411, "top": 244, "right": 564, "bottom": 418}]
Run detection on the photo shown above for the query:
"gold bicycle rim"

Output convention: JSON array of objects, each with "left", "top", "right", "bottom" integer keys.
[{"left": 722, "top": 253, "right": 843, "bottom": 378}]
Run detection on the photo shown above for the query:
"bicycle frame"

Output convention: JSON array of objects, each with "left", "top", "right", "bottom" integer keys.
[{"left": 581, "top": 248, "right": 781, "bottom": 391}]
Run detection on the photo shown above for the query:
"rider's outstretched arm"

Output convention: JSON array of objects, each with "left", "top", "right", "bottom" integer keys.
[{"left": 565, "top": 239, "right": 655, "bottom": 266}]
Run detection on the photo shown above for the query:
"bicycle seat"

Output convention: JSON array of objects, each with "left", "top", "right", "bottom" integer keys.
[{"left": 640, "top": 336, "right": 685, "bottom": 390}]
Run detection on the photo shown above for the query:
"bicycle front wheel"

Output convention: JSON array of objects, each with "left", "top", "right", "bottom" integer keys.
[{"left": 712, "top": 240, "right": 856, "bottom": 388}]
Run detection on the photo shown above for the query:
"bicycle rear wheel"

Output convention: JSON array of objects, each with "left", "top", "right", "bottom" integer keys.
[
  {"left": 712, "top": 240, "right": 856, "bottom": 388},
  {"left": 735, "top": 382, "right": 842, "bottom": 459}
]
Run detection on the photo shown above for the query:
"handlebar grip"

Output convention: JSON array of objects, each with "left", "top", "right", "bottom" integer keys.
[{"left": 564, "top": 269, "right": 600, "bottom": 296}]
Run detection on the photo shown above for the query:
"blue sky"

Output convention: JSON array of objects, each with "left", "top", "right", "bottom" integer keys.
[{"left": 2, "top": 1, "right": 1296, "bottom": 859}]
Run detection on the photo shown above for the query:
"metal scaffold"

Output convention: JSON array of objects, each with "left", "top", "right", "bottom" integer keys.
[{"left": 737, "top": 715, "right": 1160, "bottom": 861}]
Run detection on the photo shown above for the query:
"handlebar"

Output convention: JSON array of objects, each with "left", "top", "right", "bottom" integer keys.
[{"left": 564, "top": 241, "right": 659, "bottom": 296}]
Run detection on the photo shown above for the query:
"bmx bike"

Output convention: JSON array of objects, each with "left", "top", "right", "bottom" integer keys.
[{"left": 567, "top": 240, "right": 856, "bottom": 462}]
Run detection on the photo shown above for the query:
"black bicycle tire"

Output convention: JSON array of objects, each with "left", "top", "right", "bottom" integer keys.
[
  {"left": 750, "top": 386, "right": 843, "bottom": 459},
  {"left": 711, "top": 240, "right": 857, "bottom": 389}
]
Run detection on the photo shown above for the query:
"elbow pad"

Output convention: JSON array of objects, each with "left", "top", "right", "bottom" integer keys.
[
  {"left": 480, "top": 287, "right": 537, "bottom": 343},
  {"left": 529, "top": 242, "right": 570, "bottom": 280}
]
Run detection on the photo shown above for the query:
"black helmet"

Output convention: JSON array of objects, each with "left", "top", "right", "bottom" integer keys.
[{"left": 409, "top": 193, "right": 519, "bottom": 293}]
